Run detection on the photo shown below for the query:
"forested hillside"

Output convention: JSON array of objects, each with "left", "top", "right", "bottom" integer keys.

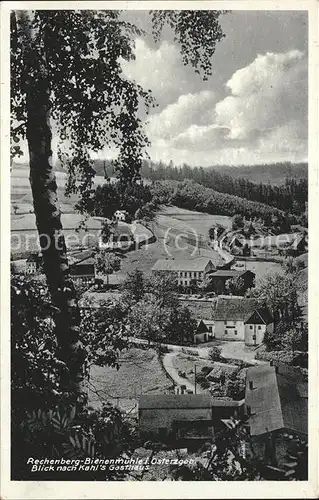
[
  {"left": 150, "top": 179, "right": 296, "bottom": 232},
  {"left": 98, "top": 159, "right": 307, "bottom": 216}
]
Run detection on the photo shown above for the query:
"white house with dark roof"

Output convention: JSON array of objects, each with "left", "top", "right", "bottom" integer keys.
[
  {"left": 98, "top": 222, "right": 134, "bottom": 251},
  {"left": 151, "top": 258, "right": 215, "bottom": 289},
  {"left": 114, "top": 209, "right": 129, "bottom": 222},
  {"left": 211, "top": 296, "right": 273, "bottom": 345},
  {"left": 244, "top": 305, "right": 274, "bottom": 346}
]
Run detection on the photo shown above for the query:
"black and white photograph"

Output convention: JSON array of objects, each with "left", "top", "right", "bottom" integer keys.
[{"left": 1, "top": 1, "right": 318, "bottom": 497}]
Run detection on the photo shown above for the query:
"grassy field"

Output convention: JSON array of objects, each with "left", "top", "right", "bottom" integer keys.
[
  {"left": 88, "top": 348, "right": 174, "bottom": 410},
  {"left": 119, "top": 206, "right": 231, "bottom": 275},
  {"left": 232, "top": 259, "right": 285, "bottom": 281},
  {"left": 11, "top": 164, "right": 105, "bottom": 208}
]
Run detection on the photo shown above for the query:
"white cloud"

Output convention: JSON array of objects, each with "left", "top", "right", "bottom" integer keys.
[
  {"left": 121, "top": 38, "right": 207, "bottom": 108},
  {"left": 171, "top": 124, "right": 229, "bottom": 151},
  {"left": 146, "top": 49, "right": 307, "bottom": 165},
  {"left": 146, "top": 90, "right": 216, "bottom": 140},
  {"left": 215, "top": 50, "right": 307, "bottom": 141}
]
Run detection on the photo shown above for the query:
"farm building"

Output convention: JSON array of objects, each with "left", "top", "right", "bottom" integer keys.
[
  {"left": 98, "top": 223, "right": 135, "bottom": 251},
  {"left": 207, "top": 269, "right": 255, "bottom": 295},
  {"left": 286, "top": 233, "right": 308, "bottom": 256},
  {"left": 69, "top": 256, "right": 95, "bottom": 285},
  {"left": 194, "top": 320, "right": 214, "bottom": 344},
  {"left": 211, "top": 296, "right": 273, "bottom": 345},
  {"left": 114, "top": 210, "right": 129, "bottom": 222},
  {"left": 245, "top": 363, "right": 307, "bottom": 470},
  {"left": 211, "top": 399, "right": 246, "bottom": 425},
  {"left": 152, "top": 258, "right": 215, "bottom": 290},
  {"left": 244, "top": 306, "right": 274, "bottom": 346},
  {"left": 178, "top": 298, "right": 215, "bottom": 342},
  {"left": 138, "top": 394, "right": 213, "bottom": 441},
  {"left": 25, "top": 254, "right": 42, "bottom": 275}
]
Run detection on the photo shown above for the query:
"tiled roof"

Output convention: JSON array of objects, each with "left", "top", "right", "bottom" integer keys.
[
  {"left": 246, "top": 365, "right": 284, "bottom": 436},
  {"left": 71, "top": 257, "right": 95, "bottom": 266},
  {"left": 152, "top": 258, "right": 213, "bottom": 272},
  {"left": 139, "top": 394, "right": 212, "bottom": 410},
  {"left": 180, "top": 299, "right": 214, "bottom": 321},
  {"left": 246, "top": 364, "right": 308, "bottom": 436},
  {"left": 208, "top": 270, "right": 254, "bottom": 278},
  {"left": 212, "top": 296, "right": 260, "bottom": 321},
  {"left": 245, "top": 306, "right": 273, "bottom": 325}
]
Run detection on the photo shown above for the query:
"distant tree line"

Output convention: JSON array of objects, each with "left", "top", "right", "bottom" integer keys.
[
  {"left": 98, "top": 159, "right": 307, "bottom": 216},
  {"left": 150, "top": 179, "right": 298, "bottom": 231},
  {"left": 141, "top": 161, "right": 307, "bottom": 215}
]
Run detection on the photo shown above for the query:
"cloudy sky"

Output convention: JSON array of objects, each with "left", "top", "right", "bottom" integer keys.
[
  {"left": 15, "top": 9, "right": 308, "bottom": 168},
  {"left": 119, "top": 9, "right": 308, "bottom": 167}
]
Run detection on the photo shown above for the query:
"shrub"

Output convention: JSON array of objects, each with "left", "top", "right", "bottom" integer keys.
[
  {"left": 201, "top": 366, "right": 212, "bottom": 375},
  {"left": 208, "top": 346, "right": 222, "bottom": 361},
  {"left": 200, "top": 380, "right": 210, "bottom": 390},
  {"left": 195, "top": 373, "right": 207, "bottom": 384}
]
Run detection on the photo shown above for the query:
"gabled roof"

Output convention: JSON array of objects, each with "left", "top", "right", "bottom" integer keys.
[
  {"left": 212, "top": 296, "right": 260, "bottom": 321},
  {"left": 208, "top": 270, "right": 254, "bottom": 279},
  {"left": 71, "top": 256, "right": 95, "bottom": 267},
  {"left": 139, "top": 394, "right": 212, "bottom": 410},
  {"left": 196, "top": 320, "right": 209, "bottom": 334},
  {"left": 246, "top": 365, "right": 283, "bottom": 436},
  {"left": 246, "top": 364, "right": 308, "bottom": 436},
  {"left": 180, "top": 299, "right": 214, "bottom": 321},
  {"left": 152, "top": 258, "right": 213, "bottom": 272},
  {"left": 245, "top": 306, "right": 273, "bottom": 325}
]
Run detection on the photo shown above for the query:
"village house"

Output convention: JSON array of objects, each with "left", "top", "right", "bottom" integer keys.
[
  {"left": 287, "top": 233, "right": 307, "bottom": 256},
  {"left": 244, "top": 305, "right": 274, "bottom": 346},
  {"left": 206, "top": 269, "right": 255, "bottom": 295},
  {"left": 138, "top": 395, "right": 246, "bottom": 443},
  {"left": 194, "top": 319, "right": 215, "bottom": 344},
  {"left": 151, "top": 258, "right": 215, "bottom": 290},
  {"left": 245, "top": 363, "right": 307, "bottom": 472},
  {"left": 98, "top": 223, "right": 135, "bottom": 252},
  {"left": 177, "top": 297, "right": 215, "bottom": 343},
  {"left": 25, "top": 254, "right": 42, "bottom": 275},
  {"left": 114, "top": 209, "right": 129, "bottom": 222},
  {"left": 138, "top": 394, "right": 213, "bottom": 442},
  {"left": 211, "top": 296, "right": 273, "bottom": 346},
  {"left": 69, "top": 255, "right": 95, "bottom": 285}
]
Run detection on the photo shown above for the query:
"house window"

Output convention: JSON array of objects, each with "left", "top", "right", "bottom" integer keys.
[
  {"left": 249, "top": 381, "right": 254, "bottom": 390},
  {"left": 258, "top": 325, "right": 261, "bottom": 330},
  {"left": 250, "top": 325, "right": 253, "bottom": 330},
  {"left": 208, "top": 326, "right": 212, "bottom": 333},
  {"left": 234, "top": 330, "right": 238, "bottom": 335},
  {"left": 224, "top": 330, "right": 228, "bottom": 335},
  {"left": 252, "top": 335, "right": 256, "bottom": 340}
]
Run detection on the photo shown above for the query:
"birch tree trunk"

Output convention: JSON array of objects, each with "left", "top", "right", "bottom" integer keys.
[{"left": 16, "top": 11, "right": 86, "bottom": 395}]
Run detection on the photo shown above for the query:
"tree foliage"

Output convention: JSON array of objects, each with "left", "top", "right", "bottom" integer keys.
[
  {"left": 151, "top": 10, "right": 227, "bottom": 80},
  {"left": 248, "top": 271, "right": 301, "bottom": 323},
  {"left": 94, "top": 249, "right": 121, "bottom": 282},
  {"left": 150, "top": 179, "right": 292, "bottom": 230},
  {"left": 138, "top": 159, "right": 307, "bottom": 218}
]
